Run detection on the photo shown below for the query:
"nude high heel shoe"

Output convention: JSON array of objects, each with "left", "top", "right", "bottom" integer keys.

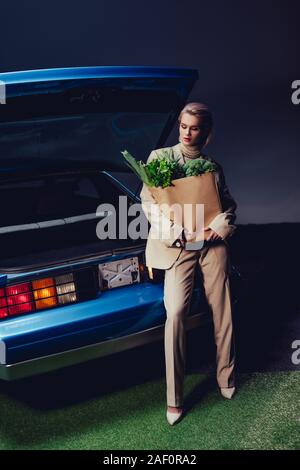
[
  {"left": 166, "top": 407, "right": 184, "bottom": 425},
  {"left": 220, "top": 386, "right": 236, "bottom": 399}
]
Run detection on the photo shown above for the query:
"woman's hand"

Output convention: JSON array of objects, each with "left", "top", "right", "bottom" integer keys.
[{"left": 204, "top": 226, "right": 223, "bottom": 241}]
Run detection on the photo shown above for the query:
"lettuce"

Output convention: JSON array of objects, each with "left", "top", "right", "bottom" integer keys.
[{"left": 121, "top": 150, "right": 217, "bottom": 188}]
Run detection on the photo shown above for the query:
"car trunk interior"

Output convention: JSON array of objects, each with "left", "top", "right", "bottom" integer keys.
[{"left": 0, "top": 170, "right": 145, "bottom": 271}]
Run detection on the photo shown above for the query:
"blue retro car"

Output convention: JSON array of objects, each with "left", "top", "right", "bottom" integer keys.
[{"left": 0, "top": 66, "right": 240, "bottom": 381}]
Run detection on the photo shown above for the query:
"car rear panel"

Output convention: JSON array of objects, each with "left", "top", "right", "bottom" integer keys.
[
  {"left": 0, "top": 281, "right": 165, "bottom": 365},
  {"left": 0, "top": 264, "right": 206, "bottom": 367}
]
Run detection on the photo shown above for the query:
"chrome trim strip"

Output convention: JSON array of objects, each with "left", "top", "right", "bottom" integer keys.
[
  {"left": 0, "top": 311, "right": 209, "bottom": 381},
  {"left": 0, "top": 212, "right": 107, "bottom": 234}
]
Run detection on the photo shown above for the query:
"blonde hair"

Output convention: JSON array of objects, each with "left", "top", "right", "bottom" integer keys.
[{"left": 178, "top": 102, "right": 214, "bottom": 147}]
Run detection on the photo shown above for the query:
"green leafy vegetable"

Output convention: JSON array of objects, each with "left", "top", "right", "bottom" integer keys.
[
  {"left": 120, "top": 150, "right": 153, "bottom": 186},
  {"left": 145, "top": 150, "right": 185, "bottom": 188},
  {"left": 120, "top": 149, "right": 217, "bottom": 188},
  {"left": 182, "top": 158, "right": 217, "bottom": 176}
]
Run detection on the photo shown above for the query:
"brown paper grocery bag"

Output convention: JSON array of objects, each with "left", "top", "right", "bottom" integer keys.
[{"left": 148, "top": 172, "right": 222, "bottom": 242}]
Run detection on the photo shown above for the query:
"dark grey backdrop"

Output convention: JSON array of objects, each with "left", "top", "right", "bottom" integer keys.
[{"left": 1, "top": 0, "right": 299, "bottom": 224}]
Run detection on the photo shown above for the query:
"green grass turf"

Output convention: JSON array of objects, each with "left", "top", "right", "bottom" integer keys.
[{"left": 0, "top": 371, "right": 299, "bottom": 450}]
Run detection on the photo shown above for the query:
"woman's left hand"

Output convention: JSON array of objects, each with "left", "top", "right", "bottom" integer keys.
[{"left": 204, "top": 226, "right": 223, "bottom": 241}]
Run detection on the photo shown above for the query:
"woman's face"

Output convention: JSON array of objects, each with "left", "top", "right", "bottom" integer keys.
[{"left": 179, "top": 112, "right": 206, "bottom": 146}]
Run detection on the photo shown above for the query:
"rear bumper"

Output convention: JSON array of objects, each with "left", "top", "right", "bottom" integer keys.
[{"left": 0, "top": 311, "right": 209, "bottom": 381}]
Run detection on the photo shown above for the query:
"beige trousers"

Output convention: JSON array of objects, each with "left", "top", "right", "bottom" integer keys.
[{"left": 163, "top": 240, "right": 235, "bottom": 407}]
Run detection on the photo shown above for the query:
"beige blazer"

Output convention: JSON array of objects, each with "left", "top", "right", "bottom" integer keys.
[{"left": 140, "top": 143, "right": 237, "bottom": 269}]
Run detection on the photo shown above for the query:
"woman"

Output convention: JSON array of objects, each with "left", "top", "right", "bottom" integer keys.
[{"left": 140, "top": 103, "right": 237, "bottom": 425}]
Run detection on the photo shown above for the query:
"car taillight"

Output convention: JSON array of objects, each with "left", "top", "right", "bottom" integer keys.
[
  {"left": 32, "top": 278, "right": 58, "bottom": 310},
  {"left": 8, "top": 302, "right": 35, "bottom": 316},
  {"left": 7, "top": 291, "right": 33, "bottom": 305},
  {"left": 6, "top": 282, "right": 31, "bottom": 296},
  {"left": 0, "top": 289, "right": 8, "bottom": 319},
  {"left": 0, "top": 268, "right": 98, "bottom": 320},
  {"left": 4, "top": 282, "right": 34, "bottom": 317},
  {"left": 55, "top": 273, "right": 77, "bottom": 304}
]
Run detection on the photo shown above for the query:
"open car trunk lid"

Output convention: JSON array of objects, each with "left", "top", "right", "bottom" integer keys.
[
  {"left": 0, "top": 66, "right": 198, "bottom": 176},
  {"left": 0, "top": 66, "right": 199, "bottom": 270}
]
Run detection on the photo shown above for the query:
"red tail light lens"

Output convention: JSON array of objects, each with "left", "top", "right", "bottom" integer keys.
[
  {"left": 8, "top": 302, "right": 35, "bottom": 316},
  {"left": 7, "top": 292, "right": 33, "bottom": 306},
  {"left": 0, "top": 289, "right": 8, "bottom": 319},
  {"left": 0, "top": 309, "right": 8, "bottom": 319},
  {"left": 6, "top": 282, "right": 31, "bottom": 296},
  {"left": 4, "top": 282, "right": 34, "bottom": 316},
  {"left": 0, "top": 268, "right": 98, "bottom": 320}
]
